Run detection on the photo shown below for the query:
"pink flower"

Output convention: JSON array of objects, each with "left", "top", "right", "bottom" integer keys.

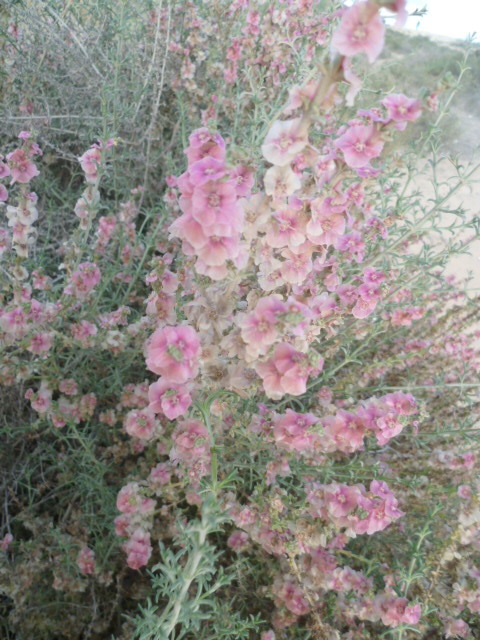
[
  {"left": 335, "top": 124, "right": 384, "bottom": 168},
  {"left": 230, "top": 165, "right": 254, "bottom": 196},
  {"left": 382, "top": 392, "right": 417, "bottom": 416},
  {"left": 114, "top": 514, "right": 130, "bottom": 538},
  {"left": 261, "top": 118, "right": 308, "bottom": 166},
  {"left": 189, "top": 157, "right": 226, "bottom": 186},
  {"left": 352, "top": 296, "right": 378, "bottom": 319},
  {"left": 6, "top": 148, "right": 40, "bottom": 184},
  {"left": 79, "top": 146, "right": 102, "bottom": 183},
  {"left": 59, "top": 379, "right": 79, "bottom": 396},
  {"left": 265, "top": 203, "right": 307, "bottom": 249},
  {"left": 66, "top": 262, "right": 101, "bottom": 298},
  {"left": 0, "top": 157, "right": 11, "bottom": 179},
  {"left": 148, "top": 463, "right": 171, "bottom": 490},
  {"left": 239, "top": 295, "right": 286, "bottom": 359},
  {"left": 77, "top": 546, "right": 96, "bottom": 575},
  {"left": 0, "top": 533, "right": 13, "bottom": 552},
  {"left": 306, "top": 205, "right": 345, "bottom": 246},
  {"left": 256, "top": 343, "right": 320, "bottom": 399},
  {"left": 0, "top": 306, "right": 28, "bottom": 338},
  {"left": 116, "top": 482, "right": 155, "bottom": 515},
  {"left": 227, "top": 530, "right": 250, "bottom": 552},
  {"left": 322, "top": 411, "right": 366, "bottom": 453},
  {"left": 280, "top": 247, "right": 313, "bottom": 285},
  {"left": 124, "top": 408, "right": 156, "bottom": 440},
  {"left": 444, "top": 618, "right": 471, "bottom": 638},
  {"left": 331, "top": 1, "right": 385, "bottom": 63},
  {"left": 324, "top": 483, "right": 362, "bottom": 517},
  {"left": 148, "top": 378, "right": 192, "bottom": 420},
  {"left": 273, "top": 409, "right": 318, "bottom": 452},
  {"left": 382, "top": 94, "right": 422, "bottom": 130},
  {"left": 264, "top": 165, "right": 301, "bottom": 198},
  {"left": 196, "top": 234, "right": 241, "bottom": 267},
  {"left": 171, "top": 419, "right": 210, "bottom": 465},
  {"left": 191, "top": 180, "right": 241, "bottom": 229},
  {"left": 27, "top": 332, "right": 54, "bottom": 355},
  {"left": 185, "top": 128, "right": 226, "bottom": 164},
  {"left": 375, "top": 595, "right": 421, "bottom": 627},
  {"left": 146, "top": 325, "right": 200, "bottom": 383},
  {"left": 335, "top": 231, "right": 365, "bottom": 262},
  {"left": 374, "top": 412, "right": 403, "bottom": 445},
  {"left": 29, "top": 382, "right": 53, "bottom": 415},
  {"left": 457, "top": 485, "right": 472, "bottom": 500},
  {"left": 272, "top": 577, "right": 309, "bottom": 616},
  {"left": 123, "top": 528, "right": 152, "bottom": 569},
  {"left": 355, "top": 480, "right": 405, "bottom": 535},
  {"left": 0, "top": 184, "right": 8, "bottom": 202}
]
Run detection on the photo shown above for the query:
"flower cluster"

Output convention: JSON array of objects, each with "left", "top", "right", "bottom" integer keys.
[{"left": 169, "top": 128, "right": 251, "bottom": 280}]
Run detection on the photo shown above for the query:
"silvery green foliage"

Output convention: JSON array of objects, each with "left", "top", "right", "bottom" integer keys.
[{"left": 130, "top": 493, "right": 263, "bottom": 640}]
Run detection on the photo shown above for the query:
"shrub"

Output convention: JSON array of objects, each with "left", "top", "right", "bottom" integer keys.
[{"left": 0, "top": 1, "right": 479, "bottom": 639}]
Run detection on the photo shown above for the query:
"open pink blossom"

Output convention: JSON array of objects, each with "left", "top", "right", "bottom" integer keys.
[
  {"left": 306, "top": 206, "right": 345, "bottom": 246},
  {"left": 354, "top": 480, "right": 405, "bottom": 535},
  {"left": 322, "top": 410, "right": 366, "bottom": 453},
  {"left": 331, "top": 1, "right": 385, "bottom": 63},
  {"left": 256, "top": 342, "right": 320, "bottom": 399},
  {"left": 196, "top": 234, "right": 241, "bottom": 267},
  {"left": 191, "top": 180, "right": 241, "bottom": 228},
  {"left": 148, "top": 378, "right": 192, "bottom": 420},
  {"left": 6, "top": 148, "right": 39, "bottom": 184},
  {"left": 27, "top": 332, "right": 54, "bottom": 355},
  {"left": 28, "top": 382, "right": 52, "bottom": 415},
  {"left": 264, "top": 165, "right": 301, "bottom": 198},
  {"left": 189, "top": 156, "right": 226, "bottom": 186},
  {"left": 146, "top": 325, "right": 200, "bottom": 383},
  {"left": 280, "top": 247, "right": 313, "bottom": 285},
  {"left": 261, "top": 118, "right": 308, "bottom": 166},
  {"left": 0, "top": 306, "right": 28, "bottom": 338},
  {"left": 382, "top": 391, "right": 417, "bottom": 416},
  {"left": 123, "top": 528, "right": 152, "bottom": 570},
  {"left": 0, "top": 184, "right": 8, "bottom": 202},
  {"left": 265, "top": 202, "right": 307, "bottom": 249},
  {"left": 382, "top": 94, "right": 422, "bottom": 130},
  {"left": 169, "top": 214, "right": 209, "bottom": 250},
  {"left": 273, "top": 409, "right": 318, "bottom": 452},
  {"left": 352, "top": 296, "right": 378, "bottom": 319},
  {"left": 124, "top": 408, "right": 156, "bottom": 440},
  {"left": 335, "top": 124, "right": 384, "bottom": 168},
  {"left": 230, "top": 165, "right": 254, "bottom": 196},
  {"left": 335, "top": 231, "right": 365, "bottom": 262},
  {"left": 238, "top": 295, "right": 287, "bottom": 358},
  {"left": 324, "top": 483, "right": 362, "bottom": 517}
]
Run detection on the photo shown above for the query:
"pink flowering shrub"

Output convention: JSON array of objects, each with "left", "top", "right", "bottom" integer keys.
[{"left": 0, "top": 1, "right": 479, "bottom": 639}]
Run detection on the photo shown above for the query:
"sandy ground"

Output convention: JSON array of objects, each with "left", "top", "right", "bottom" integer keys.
[{"left": 412, "top": 158, "right": 480, "bottom": 293}]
